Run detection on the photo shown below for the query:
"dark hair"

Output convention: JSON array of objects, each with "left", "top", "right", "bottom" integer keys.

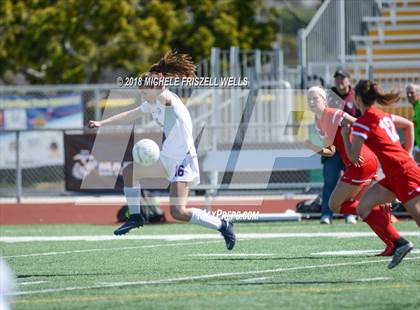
[
  {"left": 354, "top": 79, "right": 400, "bottom": 106},
  {"left": 148, "top": 51, "right": 196, "bottom": 78}
]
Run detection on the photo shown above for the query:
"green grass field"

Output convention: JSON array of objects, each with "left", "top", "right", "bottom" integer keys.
[{"left": 1, "top": 220, "right": 419, "bottom": 309}]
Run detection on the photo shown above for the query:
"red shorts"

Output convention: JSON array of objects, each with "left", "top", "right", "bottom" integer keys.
[
  {"left": 379, "top": 163, "right": 420, "bottom": 204},
  {"left": 341, "top": 156, "right": 378, "bottom": 186}
]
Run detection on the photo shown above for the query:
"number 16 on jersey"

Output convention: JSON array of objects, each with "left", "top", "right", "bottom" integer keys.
[{"left": 175, "top": 165, "right": 185, "bottom": 177}]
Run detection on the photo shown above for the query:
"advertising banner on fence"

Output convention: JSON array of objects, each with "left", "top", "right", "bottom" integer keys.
[
  {"left": 0, "top": 93, "right": 83, "bottom": 169},
  {"left": 0, "top": 93, "right": 83, "bottom": 129},
  {"left": 64, "top": 132, "right": 164, "bottom": 192},
  {"left": 0, "top": 131, "right": 64, "bottom": 169}
]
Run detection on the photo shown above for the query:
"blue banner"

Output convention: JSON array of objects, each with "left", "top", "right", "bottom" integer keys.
[{"left": 0, "top": 94, "right": 82, "bottom": 129}]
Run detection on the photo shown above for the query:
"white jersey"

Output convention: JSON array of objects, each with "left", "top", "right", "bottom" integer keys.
[{"left": 139, "top": 89, "right": 197, "bottom": 160}]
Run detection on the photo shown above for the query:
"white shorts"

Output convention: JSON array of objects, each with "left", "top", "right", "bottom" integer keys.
[{"left": 160, "top": 153, "right": 200, "bottom": 185}]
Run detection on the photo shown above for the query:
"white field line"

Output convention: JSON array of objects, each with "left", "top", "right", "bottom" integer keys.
[
  {"left": 312, "top": 249, "right": 420, "bottom": 256},
  {"left": 18, "top": 281, "right": 47, "bottom": 286},
  {"left": 239, "top": 276, "right": 273, "bottom": 283},
  {"left": 355, "top": 277, "right": 391, "bottom": 282},
  {"left": 238, "top": 276, "right": 391, "bottom": 284},
  {"left": 2, "top": 231, "right": 420, "bottom": 243},
  {"left": 13, "top": 256, "right": 420, "bottom": 296},
  {"left": 189, "top": 253, "right": 273, "bottom": 257},
  {"left": 0, "top": 194, "right": 314, "bottom": 204},
  {"left": 3, "top": 241, "right": 223, "bottom": 258}
]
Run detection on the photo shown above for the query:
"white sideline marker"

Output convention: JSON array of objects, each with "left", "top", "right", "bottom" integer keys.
[
  {"left": 312, "top": 249, "right": 420, "bottom": 256},
  {"left": 1, "top": 231, "right": 420, "bottom": 243},
  {"left": 13, "top": 256, "right": 420, "bottom": 296}
]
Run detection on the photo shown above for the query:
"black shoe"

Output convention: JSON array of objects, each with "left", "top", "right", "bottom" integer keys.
[
  {"left": 388, "top": 241, "right": 413, "bottom": 269},
  {"left": 114, "top": 213, "right": 145, "bottom": 235},
  {"left": 218, "top": 219, "right": 236, "bottom": 250}
]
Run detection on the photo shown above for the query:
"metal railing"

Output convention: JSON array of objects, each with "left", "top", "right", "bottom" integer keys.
[
  {"left": 299, "top": 0, "right": 377, "bottom": 67},
  {"left": 298, "top": 0, "right": 378, "bottom": 87}
]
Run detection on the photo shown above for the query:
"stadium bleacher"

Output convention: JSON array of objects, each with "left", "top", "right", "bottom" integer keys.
[{"left": 351, "top": 0, "right": 420, "bottom": 82}]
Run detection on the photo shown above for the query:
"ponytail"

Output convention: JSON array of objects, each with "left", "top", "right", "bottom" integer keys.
[
  {"left": 149, "top": 51, "right": 196, "bottom": 78},
  {"left": 355, "top": 79, "right": 400, "bottom": 107}
]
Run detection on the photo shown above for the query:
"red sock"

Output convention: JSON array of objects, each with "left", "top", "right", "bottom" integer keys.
[
  {"left": 340, "top": 200, "right": 358, "bottom": 215},
  {"left": 340, "top": 201, "right": 394, "bottom": 246},
  {"left": 365, "top": 207, "right": 400, "bottom": 245}
]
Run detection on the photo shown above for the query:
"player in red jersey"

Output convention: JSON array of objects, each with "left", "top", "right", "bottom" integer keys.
[
  {"left": 306, "top": 86, "right": 402, "bottom": 256},
  {"left": 341, "top": 80, "right": 419, "bottom": 269}
]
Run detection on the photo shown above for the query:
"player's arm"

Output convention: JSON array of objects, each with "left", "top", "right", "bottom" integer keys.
[
  {"left": 340, "top": 113, "right": 357, "bottom": 126},
  {"left": 158, "top": 90, "right": 172, "bottom": 106},
  {"left": 320, "top": 111, "right": 357, "bottom": 158},
  {"left": 341, "top": 123, "right": 364, "bottom": 165},
  {"left": 88, "top": 107, "right": 145, "bottom": 128},
  {"left": 392, "top": 114, "right": 414, "bottom": 154},
  {"left": 304, "top": 140, "right": 336, "bottom": 157}
]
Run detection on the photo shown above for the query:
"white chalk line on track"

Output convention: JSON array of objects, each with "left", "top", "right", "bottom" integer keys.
[
  {"left": 2, "top": 231, "right": 420, "bottom": 243},
  {"left": 312, "top": 249, "right": 420, "bottom": 256},
  {"left": 12, "top": 256, "right": 420, "bottom": 296},
  {"left": 3, "top": 241, "right": 223, "bottom": 258}
]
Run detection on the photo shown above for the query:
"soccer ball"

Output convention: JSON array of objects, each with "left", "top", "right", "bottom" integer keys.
[{"left": 132, "top": 139, "right": 160, "bottom": 166}]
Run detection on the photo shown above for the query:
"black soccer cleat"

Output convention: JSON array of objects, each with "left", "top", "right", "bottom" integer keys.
[
  {"left": 114, "top": 213, "right": 145, "bottom": 236},
  {"left": 219, "top": 219, "right": 236, "bottom": 250},
  {"left": 388, "top": 241, "right": 413, "bottom": 269}
]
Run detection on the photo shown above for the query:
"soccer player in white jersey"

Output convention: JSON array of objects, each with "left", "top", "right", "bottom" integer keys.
[{"left": 89, "top": 51, "right": 235, "bottom": 250}]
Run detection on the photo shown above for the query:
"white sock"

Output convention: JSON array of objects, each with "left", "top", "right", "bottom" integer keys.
[
  {"left": 189, "top": 208, "right": 222, "bottom": 230},
  {"left": 124, "top": 186, "right": 141, "bottom": 214}
]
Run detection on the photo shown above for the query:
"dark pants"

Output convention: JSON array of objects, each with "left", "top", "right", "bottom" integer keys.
[{"left": 321, "top": 152, "right": 345, "bottom": 217}]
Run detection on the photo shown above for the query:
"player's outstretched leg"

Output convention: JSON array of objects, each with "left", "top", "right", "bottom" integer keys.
[
  {"left": 114, "top": 161, "right": 168, "bottom": 236},
  {"left": 218, "top": 219, "right": 236, "bottom": 250},
  {"left": 114, "top": 186, "right": 145, "bottom": 235},
  {"left": 171, "top": 182, "right": 236, "bottom": 250},
  {"left": 330, "top": 182, "right": 396, "bottom": 256},
  {"left": 374, "top": 204, "right": 395, "bottom": 256}
]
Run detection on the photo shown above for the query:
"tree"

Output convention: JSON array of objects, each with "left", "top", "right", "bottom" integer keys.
[
  {"left": 0, "top": 0, "right": 311, "bottom": 84},
  {"left": 0, "top": 0, "right": 162, "bottom": 83},
  {"left": 276, "top": 5, "right": 315, "bottom": 66}
]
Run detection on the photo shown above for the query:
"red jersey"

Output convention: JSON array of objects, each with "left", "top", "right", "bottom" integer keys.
[
  {"left": 352, "top": 106, "right": 415, "bottom": 176},
  {"left": 316, "top": 107, "right": 375, "bottom": 167}
]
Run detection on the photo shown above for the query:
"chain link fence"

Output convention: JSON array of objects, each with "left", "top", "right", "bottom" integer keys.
[
  {"left": 2, "top": 79, "right": 415, "bottom": 200},
  {"left": 0, "top": 130, "right": 66, "bottom": 198},
  {"left": 0, "top": 81, "right": 327, "bottom": 201}
]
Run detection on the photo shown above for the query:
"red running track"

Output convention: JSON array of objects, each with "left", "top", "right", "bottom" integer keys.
[{"left": 0, "top": 199, "right": 300, "bottom": 225}]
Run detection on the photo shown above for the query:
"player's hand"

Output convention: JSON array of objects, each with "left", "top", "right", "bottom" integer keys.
[
  {"left": 353, "top": 155, "right": 364, "bottom": 167},
  {"left": 88, "top": 120, "right": 102, "bottom": 128},
  {"left": 340, "top": 117, "right": 352, "bottom": 127}
]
